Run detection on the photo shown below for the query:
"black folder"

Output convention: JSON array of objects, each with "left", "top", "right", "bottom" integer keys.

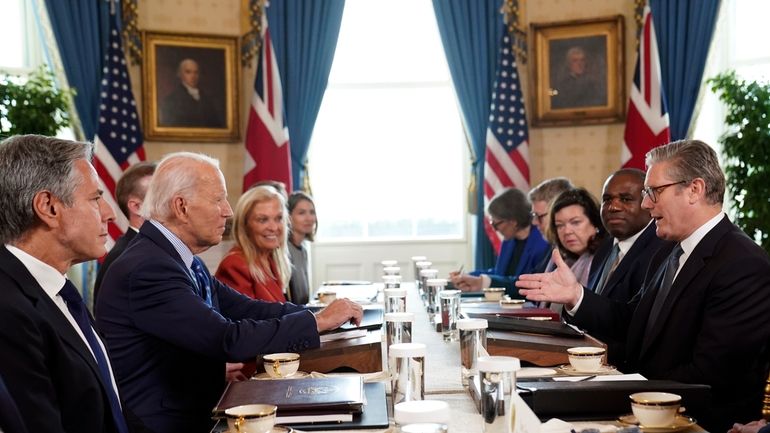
[
  {"left": 288, "top": 382, "right": 389, "bottom": 431},
  {"left": 318, "top": 307, "right": 384, "bottom": 334},
  {"left": 516, "top": 379, "right": 711, "bottom": 421}
]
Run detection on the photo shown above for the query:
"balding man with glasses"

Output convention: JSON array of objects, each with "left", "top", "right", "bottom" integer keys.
[{"left": 517, "top": 139, "right": 770, "bottom": 432}]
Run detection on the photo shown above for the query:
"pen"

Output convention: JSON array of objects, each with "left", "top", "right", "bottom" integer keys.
[
  {"left": 577, "top": 375, "right": 596, "bottom": 382},
  {"left": 456, "top": 264, "right": 464, "bottom": 274}
]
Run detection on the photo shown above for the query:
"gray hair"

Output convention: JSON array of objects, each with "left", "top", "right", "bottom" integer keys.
[
  {"left": 141, "top": 152, "right": 221, "bottom": 221},
  {"left": 528, "top": 177, "right": 574, "bottom": 203},
  {"left": 645, "top": 139, "right": 725, "bottom": 205},
  {"left": 487, "top": 188, "right": 532, "bottom": 227},
  {"left": 0, "top": 135, "right": 93, "bottom": 243}
]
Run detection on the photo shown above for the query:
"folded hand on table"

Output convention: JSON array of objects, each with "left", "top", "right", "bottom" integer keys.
[{"left": 728, "top": 419, "right": 768, "bottom": 433}]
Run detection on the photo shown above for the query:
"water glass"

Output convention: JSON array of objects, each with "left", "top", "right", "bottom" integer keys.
[{"left": 458, "top": 318, "right": 488, "bottom": 386}]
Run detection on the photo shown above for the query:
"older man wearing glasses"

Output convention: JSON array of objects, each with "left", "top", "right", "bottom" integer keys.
[
  {"left": 516, "top": 139, "right": 770, "bottom": 432},
  {"left": 450, "top": 188, "right": 549, "bottom": 298}
]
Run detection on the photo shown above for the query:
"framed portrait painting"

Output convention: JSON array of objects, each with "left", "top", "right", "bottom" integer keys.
[
  {"left": 142, "top": 32, "right": 239, "bottom": 141},
  {"left": 530, "top": 15, "right": 625, "bottom": 126}
]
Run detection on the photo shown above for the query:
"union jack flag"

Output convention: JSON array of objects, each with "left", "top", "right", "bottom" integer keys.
[
  {"left": 243, "top": 13, "right": 292, "bottom": 191},
  {"left": 621, "top": 4, "right": 670, "bottom": 169},
  {"left": 93, "top": 13, "right": 145, "bottom": 249},
  {"left": 483, "top": 27, "right": 530, "bottom": 251}
]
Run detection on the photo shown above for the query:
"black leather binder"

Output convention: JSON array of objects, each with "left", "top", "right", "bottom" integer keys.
[
  {"left": 516, "top": 379, "right": 711, "bottom": 421},
  {"left": 288, "top": 382, "right": 389, "bottom": 431}
]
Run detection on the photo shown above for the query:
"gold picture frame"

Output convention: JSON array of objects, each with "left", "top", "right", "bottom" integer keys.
[
  {"left": 530, "top": 15, "right": 625, "bottom": 126},
  {"left": 142, "top": 32, "right": 240, "bottom": 141}
]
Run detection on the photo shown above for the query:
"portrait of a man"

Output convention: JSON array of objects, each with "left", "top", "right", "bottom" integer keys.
[
  {"left": 549, "top": 35, "right": 608, "bottom": 109},
  {"left": 154, "top": 46, "right": 227, "bottom": 129}
]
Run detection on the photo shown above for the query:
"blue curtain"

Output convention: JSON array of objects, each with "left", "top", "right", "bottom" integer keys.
[
  {"left": 265, "top": 0, "right": 346, "bottom": 191},
  {"left": 43, "top": 0, "right": 111, "bottom": 140},
  {"left": 650, "top": 0, "right": 721, "bottom": 140},
  {"left": 432, "top": 0, "right": 502, "bottom": 270}
]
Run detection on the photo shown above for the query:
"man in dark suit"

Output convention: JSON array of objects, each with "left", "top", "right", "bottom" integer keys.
[
  {"left": 158, "top": 58, "right": 223, "bottom": 128},
  {"left": 93, "top": 161, "right": 156, "bottom": 304},
  {"left": 0, "top": 135, "right": 129, "bottom": 433},
  {"left": 96, "top": 152, "right": 362, "bottom": 433},
  {"left": 518, "top": 139, "right": 770, "bottom": 432},
  {"left": 588, "top": 168, "right": 664, "bottom": 303},
  {"left": 0, "top": 373, "right": 27, "bottom": 433}
]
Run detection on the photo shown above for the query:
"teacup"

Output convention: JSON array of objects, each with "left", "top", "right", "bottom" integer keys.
[
  {"left": 566, "top": 346, "right": 605, "bottom": 372},
  {"left": 225, "top": 403, "right": 277, "bottom": 433},
  {"left": 630, "top": 392, "right": 681, "bottom": 427},
  {"left": 263, "top": 352, "right": 300, "bottom": 378},
  {"left": 483, "top": 287, "right": 505, "bottom": 301},
  {"left": 317, "top": 291, "right": 337, "bottom": 304}
]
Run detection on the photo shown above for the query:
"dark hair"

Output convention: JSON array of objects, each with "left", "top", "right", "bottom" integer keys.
[
  {"left": 0, "top": 135, "right": 93, "bottom": 243},
  {"left": 487, "top": 188, "right": 531, "bottom": 228},
  {"left": 548, "top": 188, "right": 606, "bottom": 260},
  {"left": 287, "top": 191, "right": 317, "bottom": 242},
  {"left": 116, "top": 161, "right": 156, "bottom": 218}
]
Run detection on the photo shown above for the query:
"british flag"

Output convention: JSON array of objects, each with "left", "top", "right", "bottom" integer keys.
[
  {"left": 243, "top": 13, "right": 292, "bottom": 192},
  {"left": 93, "top": 13, "right": 145, "bottom": 249},
  {"left": 483, "top": 28, "right": 530, "bottom": 251},
  {"left": 621, "top": 4, "right": 670, "bottom": 169}
]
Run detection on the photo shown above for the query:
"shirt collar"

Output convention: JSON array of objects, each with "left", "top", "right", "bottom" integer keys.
[
  {"left": 4, "top": 244, "right": 66, "bottom": 296},
  {"left": 615, "top": 220, "right": 652, "bottom": 256},
  {"left": 680, "top": 212, "right": 725, "bottom": 257},
  {"left": 149, "top": 220, "right": 195, "bottom": 269}
]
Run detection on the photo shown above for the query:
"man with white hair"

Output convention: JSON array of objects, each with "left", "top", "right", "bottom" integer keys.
[{"left": 96, "top": 152, "right": 362, "bottom": 433}]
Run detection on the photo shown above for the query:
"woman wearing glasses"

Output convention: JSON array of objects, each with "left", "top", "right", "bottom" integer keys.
[
  {"left": 548, "top": 188, "right": 607, "bottom": 285},
  {"left": 449, "top": 187, "right": 550, "bottom": 298}
]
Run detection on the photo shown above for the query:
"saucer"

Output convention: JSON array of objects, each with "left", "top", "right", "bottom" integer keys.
[
  {"left": 252, "top": 371, "right": 309, "bottom": 380},
  {"left": 227, "top": 427, "right": 293, "bottom": 433},
  {"left": 518, "top": 367, "right": 557, "bottom": 378},
  {"left": 618, "top": 414, "right": 696, "bottom": 432},
  {"left": 556, "top": 364, "right": 618, "bottom": 375}
]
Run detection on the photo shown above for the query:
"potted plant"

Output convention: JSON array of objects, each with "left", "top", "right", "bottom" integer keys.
[
  {"left": 0, "top": 66, "right": 73, "bottom": 139},
  {"left": 709, "top": 71, "right": 770, "bottom": 253}
]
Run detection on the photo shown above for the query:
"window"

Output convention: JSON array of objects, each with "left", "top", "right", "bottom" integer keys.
[
  {"left": 0, "top": 0, "right": 42, "bottom": 74},
  {"left": 308, "top": 0, "right": 467, "bottom": 242}
]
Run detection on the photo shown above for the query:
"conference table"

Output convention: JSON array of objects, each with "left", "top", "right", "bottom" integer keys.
[{"left": 211, "top": 283, "right": 704, "bottom": 433}]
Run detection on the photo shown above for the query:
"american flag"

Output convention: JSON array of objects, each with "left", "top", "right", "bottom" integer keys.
[
  {"left": 621, "top": 4, "right": 670, "bottom": 169},
  {"left": 243, "top": 13, "right": 292, "bottom": 191},
  {"left": 93, "top": 13, "right": 146, "bottom": 248},
  {"left": 483, "top": 28, "right": 530, "bottom": 251}
]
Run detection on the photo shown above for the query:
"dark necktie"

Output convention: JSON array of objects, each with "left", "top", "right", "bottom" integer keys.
[
  {"left": 59, "top": 280, "right": 129, "bottom": 433},
  {"left": 191, "top": 257, "right": 213, "bottom": 307},
  {"left": 594, "top": 243, "right": 621, "bottom": 295},
  {"left": 645, "top": 244, "right": 684, "bottom": 335}
]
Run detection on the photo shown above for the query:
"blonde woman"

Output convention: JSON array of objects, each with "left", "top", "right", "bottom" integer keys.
[{"left": 216, "top": 185, "right": 291, "bottom": 302}]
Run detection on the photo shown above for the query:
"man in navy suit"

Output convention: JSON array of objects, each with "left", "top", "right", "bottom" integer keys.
[
  {"left": 0, "top": 135, "right": 128, "bottom": 433},
  {"left": 518, "top": 140, "right": 770, "bottom": 432},
  {"left": 93, "top": 161, "right": 156, "bottom": 305},
  {"left": 96, "top": 152, "right": 362, "bottom": 433},
  {"left": 450, "top": 188, "right": 549, "bottom": 297}
]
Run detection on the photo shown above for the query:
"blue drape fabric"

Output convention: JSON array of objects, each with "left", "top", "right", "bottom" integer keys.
[
  {"left": 43, "top": 0, "right": 111, "bottom": 139},
  {"left": 265, "top": 0, "right": 346, "bottom": 190},
  {"left": 432, "top": 0, "right": 502, "bottom": 269},
  {"left": 650, "top": 0, "right": 721, "bottom": 140}
]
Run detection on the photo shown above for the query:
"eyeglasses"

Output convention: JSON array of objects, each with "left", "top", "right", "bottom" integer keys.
[
  {"left": 641, "top": 180, "right": 689, "bottom": 203},
  {"left": 530, "top": 211, "right": 548, "bottom": 224},
  {"left": 489, "top": 219, "right": 506, "bottom": 231}
]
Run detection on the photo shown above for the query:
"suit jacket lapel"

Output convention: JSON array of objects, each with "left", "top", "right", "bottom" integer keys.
[
  {"left": 0, "top": 246, "right": 106, "bottom": 389},
  {"left": 638, "top": 216, "right": 730, "bottom": 357},
  {"left": 602, "top": 224, "right": 656, "bottom": 297}
]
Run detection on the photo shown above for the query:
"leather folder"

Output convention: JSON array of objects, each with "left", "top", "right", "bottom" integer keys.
[{"left": 516, "top": 380, "right": 711, "bottom": 421}]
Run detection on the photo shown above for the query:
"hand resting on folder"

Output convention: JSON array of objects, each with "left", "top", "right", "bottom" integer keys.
[{"left": 313, "top": 298, "right": 363, "bottom": 332}]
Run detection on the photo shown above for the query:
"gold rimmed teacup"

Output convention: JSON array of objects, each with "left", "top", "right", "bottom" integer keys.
[
  {"left": 629, "top": 392, "right": 681, "bottom": 427},
  {"left": 225, "top": 403, "right": 277, "bottom": 433},
  {"left": 566, "top": 346, "right": 606, "bottom": 372},
  {"left": 263, "top": 352, "right": 300, "bottom": 378}
]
